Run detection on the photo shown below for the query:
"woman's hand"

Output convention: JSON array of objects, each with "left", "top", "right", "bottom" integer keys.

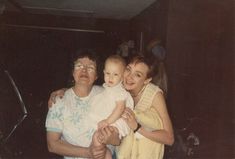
[
  {"left": 89, "top": 143, "right": 106, "bottom": 159},
  {"left": 98, "top": 126, "right": 120, "bottom": 146},
  {"left": 122, "top": 107, "right": 138, "bottom": 130},
  {"left": 48, "top": 88, "right": 67, "bottom": 108}
]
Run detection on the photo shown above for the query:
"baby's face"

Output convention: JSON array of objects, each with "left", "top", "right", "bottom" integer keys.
[{"left": 103, "top": 61, "right": 124, "bottom": 87}]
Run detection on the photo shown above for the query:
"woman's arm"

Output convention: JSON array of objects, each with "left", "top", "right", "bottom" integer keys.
[
  {"left": 47, "top": 131, "right": 106, "bottom": 159},
  {"left": 122, "top": 92, "right": 174, "bottom": 145},
  {"left": 138, "top": 92, "right": 174, "bottom": 145}
]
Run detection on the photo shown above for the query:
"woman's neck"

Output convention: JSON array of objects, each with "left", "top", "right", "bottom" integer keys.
[
  {"left": 131, "top": 85, "right": 147, "bottom": 105},
  {"left": 130, "top": 85, "right": 146, "bottom": 98},
  {"left": 73, "top": 85, "right": 92, "bottom": 97}
]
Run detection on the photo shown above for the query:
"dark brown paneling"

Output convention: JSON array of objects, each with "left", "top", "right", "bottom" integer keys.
[
  {"left": 1, "top": 11, "right": 130, "bottom": 32},
  {"left": 130, "top": 0, "right": 169, "bottom": 49},
  {"left": 166, "top": 0, "right": 234, "bottom": 157}
]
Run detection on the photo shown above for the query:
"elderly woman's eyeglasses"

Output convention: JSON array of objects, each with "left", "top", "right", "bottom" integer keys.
[{"left": 74, "top": 63, "right": 96, "bottom": 73}]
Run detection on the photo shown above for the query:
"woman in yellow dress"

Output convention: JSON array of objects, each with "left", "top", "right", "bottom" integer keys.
[{"left": 117, "top": 55, "right": 174, "bottom": 159}]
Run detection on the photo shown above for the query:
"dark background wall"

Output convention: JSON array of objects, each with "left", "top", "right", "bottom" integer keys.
[
  {"left": 166, "top": 0, "right": 234, "bottom": 157},
  {"left": 130, "top": 0, "right": 169, "bottom": 50},
  {"left": 0, "top": 12, "right": 131, "bottom": 93}
]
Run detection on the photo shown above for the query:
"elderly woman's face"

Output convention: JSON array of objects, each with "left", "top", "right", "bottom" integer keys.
[
  {"left": 73, "top": 57, "right": 97, "bottom": 87},
  {"left": 123, "top": 62, "right": 151, "bottom": 93}
]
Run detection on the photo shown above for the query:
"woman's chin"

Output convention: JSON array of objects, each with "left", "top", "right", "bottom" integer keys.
[{"left": 123, "top": 84, "right": 133, "bottom": 91}]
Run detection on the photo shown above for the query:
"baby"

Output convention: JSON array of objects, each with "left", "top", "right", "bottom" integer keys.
[{"left": 89, "top": 55, "right": 134, "bottom": 159}]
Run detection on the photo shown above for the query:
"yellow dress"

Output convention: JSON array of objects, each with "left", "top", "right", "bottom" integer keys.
[{"left": 116, "top": 83, "right": 164, "bottom": 159}]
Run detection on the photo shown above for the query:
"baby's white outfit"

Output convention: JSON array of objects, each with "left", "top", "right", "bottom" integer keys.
[{"left": 88, "top": 82, "right": 134, "bottom": 138}]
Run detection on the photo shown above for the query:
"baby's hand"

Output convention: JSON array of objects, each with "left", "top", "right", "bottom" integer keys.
[{"left": 98, "top": 120, "right": 109, "bottom": 129}]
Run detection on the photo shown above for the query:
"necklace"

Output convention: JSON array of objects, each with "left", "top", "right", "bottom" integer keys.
[{"left": 131, "top": 85, "right": 146, "bottom": 97}]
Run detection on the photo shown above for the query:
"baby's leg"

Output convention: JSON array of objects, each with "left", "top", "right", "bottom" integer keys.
[
  {"left": 105, "top": 148, "right": 112, "bottom": 159},
  {"left": 92, "top": 130, "right": 112, "bottom": 159},
  {"left": 92, "top": 131, "right": 112, "bottom": 159}
]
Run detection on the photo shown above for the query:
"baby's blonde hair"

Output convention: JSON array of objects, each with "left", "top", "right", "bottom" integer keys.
[{"left": 105, "top": 55, "right": 126, "bottom": 68}]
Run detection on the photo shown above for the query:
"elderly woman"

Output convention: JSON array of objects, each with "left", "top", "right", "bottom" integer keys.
[{"left": 46, "top": 49, "right": 120, "bottom": 159}]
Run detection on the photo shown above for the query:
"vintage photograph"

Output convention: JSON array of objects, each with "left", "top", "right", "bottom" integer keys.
[{"left": 0, "top": 0, "right": 234, "bottom": 158}]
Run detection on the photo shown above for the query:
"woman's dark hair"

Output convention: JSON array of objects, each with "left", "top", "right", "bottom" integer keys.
[
  {"left": 67, "top": 48, "right": 101, "bottom": 86},
  {"left": 72, "top": 48, "right": 99, "bottom": 65},
  {"left": 127, "top": 53, "right": 168, "bottom": 96}
]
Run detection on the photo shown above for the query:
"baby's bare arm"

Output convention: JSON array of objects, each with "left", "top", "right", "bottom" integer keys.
[{"left": 106, "top": 100, "right": 125, "bottom": 124}]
